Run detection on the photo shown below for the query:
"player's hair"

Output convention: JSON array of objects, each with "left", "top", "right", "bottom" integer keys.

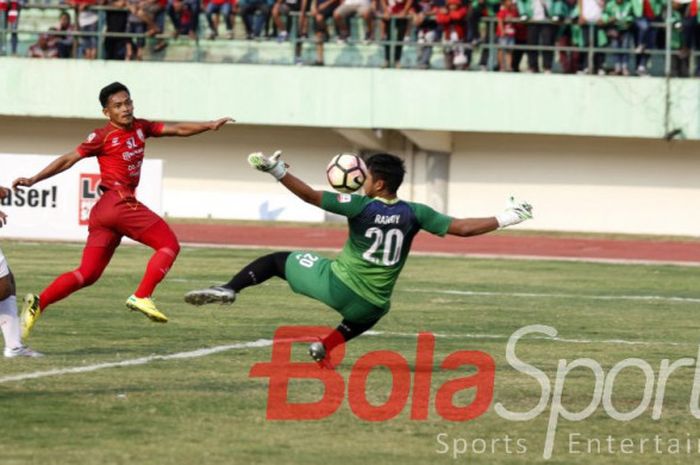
[
  {"left": 99, "top": 82, "right": 130, "bottom": 108},
  {"left": 365, "top": 153, "right": 406, "bottom": 194}
]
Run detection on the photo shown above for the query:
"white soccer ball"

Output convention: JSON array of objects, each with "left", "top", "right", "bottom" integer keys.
[{"left": 326, "top": 153, "right": 367, "bottom": 193}]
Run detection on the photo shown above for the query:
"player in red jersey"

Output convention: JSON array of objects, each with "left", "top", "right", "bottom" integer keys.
[{"left": 12, "top": 82, "right": 232, "bottom": 339}]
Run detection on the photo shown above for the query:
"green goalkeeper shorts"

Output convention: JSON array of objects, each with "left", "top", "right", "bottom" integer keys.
[{"left": 285, "top": 251, "right": 387, "bottom": 324}]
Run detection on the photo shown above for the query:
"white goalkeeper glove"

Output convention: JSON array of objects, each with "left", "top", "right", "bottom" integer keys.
[
  {"left": 247, "top": 150, "right": 287, "bottom": 180},
  {"left": 495, "top": 196, "right": 533, "bottom": 228}
]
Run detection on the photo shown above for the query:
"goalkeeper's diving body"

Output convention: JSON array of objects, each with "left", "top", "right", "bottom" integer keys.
[{"left": 184, "top": 152, "right": 533, "bottom": 366}]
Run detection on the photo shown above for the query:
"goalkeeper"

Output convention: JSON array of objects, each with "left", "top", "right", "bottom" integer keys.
[{"left": 184, "top": 152, "right": 533, "bottom": 366}]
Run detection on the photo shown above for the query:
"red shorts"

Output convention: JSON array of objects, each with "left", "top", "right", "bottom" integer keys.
[{"left": 86, "top": 190, "right": 163, "bottom": 248}]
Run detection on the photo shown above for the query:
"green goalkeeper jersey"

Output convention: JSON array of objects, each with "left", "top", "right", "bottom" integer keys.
[{"left": 321, "top": 191, "right": 453, "bottom": 310}]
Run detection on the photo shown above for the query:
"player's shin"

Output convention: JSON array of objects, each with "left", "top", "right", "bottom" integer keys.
[
  {"left": 0, "top": 295, "right": 21, "bottom": 350},
  {"left": 224, "top": 252, "right": 290, "bottom": 292}
]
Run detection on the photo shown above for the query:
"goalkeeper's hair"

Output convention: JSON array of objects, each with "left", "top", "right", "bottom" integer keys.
[
  {"left": 99, "top": 82, "right": 130, "bottom": 108},
  {"left": 366, "top": 153, "right": 406, "bottom": 194}
]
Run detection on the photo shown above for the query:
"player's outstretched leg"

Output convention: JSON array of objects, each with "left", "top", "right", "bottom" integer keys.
[
  {"left": 127, "top": 220, "right": 180, "bottom": 323},
  {"left": 22, "top": 244, "right": 116, "bottom": 338},
  {"left": 308, "top": 318, "right": 379, "bottom": 368},
  {"left": 184, "top": 252, "right": 290, "bottom": 306}
]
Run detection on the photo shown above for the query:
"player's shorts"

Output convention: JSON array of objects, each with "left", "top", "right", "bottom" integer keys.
[
  {"left": 86, "top": 189, "right": 164, "bottom": 249},
  {"left": 0, "top": 247, "right": 8, "bottom": 279},
  {"left": 285, "top": 251, "right": 388, "bottom": 324}
]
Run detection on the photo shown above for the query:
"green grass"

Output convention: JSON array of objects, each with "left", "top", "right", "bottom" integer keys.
[{"left": 1, "top": 241, "right": 700, "bottom": 465}]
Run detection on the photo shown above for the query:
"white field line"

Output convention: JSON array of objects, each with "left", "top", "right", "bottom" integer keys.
[
  {"left": 0, "top": 339, "right": 272, "bottom": 384},
  {"left": 2, "top": 329, "right": 692, "bottom": 385},
  {"left": 408, "top": 288, "right": 700, "bottom": 304}
]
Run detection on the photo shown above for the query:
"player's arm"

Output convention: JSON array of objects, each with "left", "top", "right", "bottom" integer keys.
[
  {"left": 12, "top": 151, "right": 82, "bottom": 189},
  {"left": 159, "top": 117, "right": 234, "bottom": 137},
  {"left": 280, "top": 172, "right": 323, "bottom": 206},
  {"left": 248, "top": 150, "right": 323, "bottom": 206},
  {"left": 447, "top": 198, "right": 533, "bottom": 237}
]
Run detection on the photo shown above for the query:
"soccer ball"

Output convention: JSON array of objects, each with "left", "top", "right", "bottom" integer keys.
[{"left": 326, "top": 153, "right": 367, "bottom": 193}]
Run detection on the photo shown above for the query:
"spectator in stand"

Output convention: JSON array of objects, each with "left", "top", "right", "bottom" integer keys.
[
  {"left": 137, "top": 0, "right": 166, "bottom": 37},
  {"left": 677, "top": 0, "right": 699, "bottom": 76},
  {"left": 241, "top": 0, "right": 273, "bottom": 39},
  {"left": 518, "top": 0, "right": 556, "bottom": 72},
  {"left": 70, "top": 0, "right": 99, "bottom": 59},
  {"left": 206, "top": 0, "right": 235, "bottom": 38},
  {"left": 471, "top": 0, "right": 500, "bottom": 70},
  {"left": 603, "top": 0, "right": 632, "bottom": 75},
  {"left": 28, "top": 33, "right": 59, "bottom": 58},
  {"left": 311, "top": 0, "right": 339, "bottom": 65},
  {"left": 273, "top": 0, "right": 309, "bottom": 42},
  {"left": 379, "top": 0, "right": 414, "bottom": 67},
  {"left": 0, "top": 0, "right": 21, "bottom": 55},
  {"left": 554, "top": 0, "right": 577, "bottom": 72},
  {"left": 630, "top": 0, "right": 662, "bottom": 75},
  {"left": 496, "top": 0, "right": 517, "bottom": 70},
  {"left": 168, "top": 0, "right": 200, "bottom": 39},
  {"left": 272, "top": 0, "right": 309, "bottom": 65},
  {"left": 413, "top": 0, "right": 443, "bottom": 68},
  {"left": 436, "top": 0, "right": 468, "bottom": 69},
  {"left": 104, "top": 0, "right": 129, "bottom": 60},
  {"left": 333, "top": 0, "right": 373, "bottom": 42},
  {"left": 55, "top": 11, "right": 75, "bottom": 58},
  {"left": 577, "top": 0, "right": 605, "bottom": 74},
  {"left": 126, "top": 0, "right": 147, "bottom": 59}
]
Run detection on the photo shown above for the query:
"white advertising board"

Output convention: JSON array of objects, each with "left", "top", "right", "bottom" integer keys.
[{"left": 0, "top": 154, "right": 163, "bottom": 241}]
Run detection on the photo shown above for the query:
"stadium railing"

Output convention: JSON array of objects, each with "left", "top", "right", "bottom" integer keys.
[{"left": 0, "top": 2, "right": 696, "bottom": 76}]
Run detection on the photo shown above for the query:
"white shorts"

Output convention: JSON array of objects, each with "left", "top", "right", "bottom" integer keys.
[{"left": 0, "top": 247, "right": 8, "bottom": 279}]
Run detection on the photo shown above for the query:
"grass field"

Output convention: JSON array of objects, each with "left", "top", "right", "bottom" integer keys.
[{"left": 2, "top": 241, "right": 700, "bottom": 465}]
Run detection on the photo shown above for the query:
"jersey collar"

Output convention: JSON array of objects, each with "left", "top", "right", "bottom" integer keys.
[{"left": 374, "top": 196, "right": 400, "bottom": 205}]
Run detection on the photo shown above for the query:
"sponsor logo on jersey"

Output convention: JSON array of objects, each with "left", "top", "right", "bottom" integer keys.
[
  {"left": 337, "top": 194, "right": 352, "bottom": 203},
  {"left": 112, "top": 137, "right": 120, "bottom": 146},
  {"left": 86, "top": 132, "right": 96, "bottom": 143}
]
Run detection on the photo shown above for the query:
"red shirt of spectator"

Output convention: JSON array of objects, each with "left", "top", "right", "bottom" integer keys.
[
  {"left": 435, "top": 0, "right": 468, "bottom": 39},
  {"left": 387, "top": 0, "right": 410, "bottom": 14},
  {"left": 496, "top": 0, "right": 518, "bottom": 37}
]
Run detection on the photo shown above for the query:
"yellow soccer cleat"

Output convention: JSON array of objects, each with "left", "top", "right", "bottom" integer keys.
[
  {"left": 125, "top": 295, "right": 168, "bottom": 323},
  {"left": 20, "top": 293, "right": 42, "bottom": 339}
]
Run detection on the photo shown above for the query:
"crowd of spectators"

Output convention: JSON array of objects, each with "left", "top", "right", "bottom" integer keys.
[{"left": 6, "top": 0, "right": 700, "bottom": 75}]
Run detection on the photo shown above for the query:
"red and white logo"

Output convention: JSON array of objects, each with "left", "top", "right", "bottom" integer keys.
[{"left": 78, "top": 173, "right": 101, "bottom": 226}]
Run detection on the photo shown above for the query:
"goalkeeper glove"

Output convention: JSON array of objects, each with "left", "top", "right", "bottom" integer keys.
[
  {"left": 495, "top": 196, "right": 533, "bottom": 228},
  {"left": 248, "top": 150, "right": 287, "bottom": 180}
]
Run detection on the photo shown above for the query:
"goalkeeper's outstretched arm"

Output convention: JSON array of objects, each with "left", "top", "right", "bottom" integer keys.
[
  {"left": 248, "top": 150, "right": 323, "bottom": 207},
  {"left": 446, "top": 198, "right": 533, "bottom": 237},
  {"left": 280, "top": 172, "right": 323, "bottom": 207}
]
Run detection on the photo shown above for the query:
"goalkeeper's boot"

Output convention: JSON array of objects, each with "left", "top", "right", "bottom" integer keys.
[
  {"left": 309, "top": 340, "right": 334, "bottom": 369},
  {"left": 184, "top": 286, "right": 236, "bottom": 306},
  {"left": 20, "top": 294, "right": 42, "bottom": 339},
  {"left": 126, "top": 295, "right": 168, "bottom": 323},
  {"left": 4, "top": 345, "right": 43, "bottom": 358}
]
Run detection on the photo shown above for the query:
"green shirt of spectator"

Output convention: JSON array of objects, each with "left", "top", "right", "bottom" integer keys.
[
  {"left": 629, "top": 0, "right": 663, "bottom": 18},
  {"left": 602, "top": 0, "right": 633, "bottom": 29},
  {"left": 472, "top": 0, "right": 503, "bottom": 16}
]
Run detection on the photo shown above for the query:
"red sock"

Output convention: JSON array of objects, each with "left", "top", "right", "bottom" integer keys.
[
  {"left": 321, "top": 329, "right": 346, "bottom": 354},
  {"left": 39, "top": 271, "right": 83, "bottom": 311},
  {"left": 134, "top": 220, "right": 180, "bottom": 299},
  {"left": 39, "top": 245, "right": 115, "bottom": 311}
]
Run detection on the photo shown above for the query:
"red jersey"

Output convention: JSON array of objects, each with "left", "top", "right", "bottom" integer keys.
[{"left": 76, "top": 119, "right": 163, "bottom": 193}]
